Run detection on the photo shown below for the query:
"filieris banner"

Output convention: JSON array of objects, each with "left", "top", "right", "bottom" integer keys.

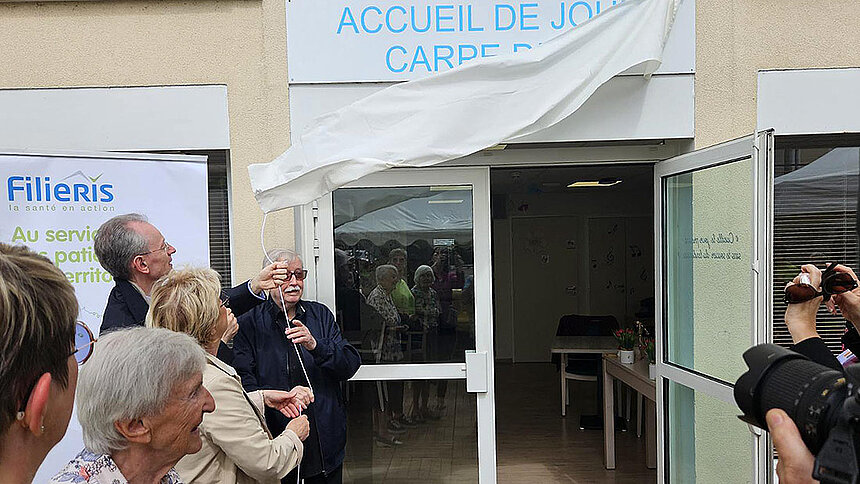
[{"left": 1, "top": 151, "right": 210, "bottom": 481}]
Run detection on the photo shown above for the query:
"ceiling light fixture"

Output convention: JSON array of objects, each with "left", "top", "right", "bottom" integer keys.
[
  {"left": 567, "top": 178, "right": 622, "bottom": 188},
  {"left": 428, "top": 199, "right": 464, "bottom": 204},
  {"left": 429, "top": 185, "right": 470, "bottom": 191}
]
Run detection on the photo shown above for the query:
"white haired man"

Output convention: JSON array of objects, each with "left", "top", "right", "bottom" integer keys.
[{"left": 233, "top": 249, "right": 361, "bottom": 484}]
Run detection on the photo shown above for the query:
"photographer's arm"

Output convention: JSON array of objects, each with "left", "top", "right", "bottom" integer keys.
[
  {"left": 785, "top": 265, "right": 843, "bottom": 371},
  {"left": 829, "top": 265, "right": 860, "bottom": 356},
  {"left": 767, "top": 409, "right": 819, "bottom": 484}
]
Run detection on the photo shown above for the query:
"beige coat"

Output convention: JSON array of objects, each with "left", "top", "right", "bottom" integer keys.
[{"left": 175, "top": 354, "right": 303, "bottom": 484}]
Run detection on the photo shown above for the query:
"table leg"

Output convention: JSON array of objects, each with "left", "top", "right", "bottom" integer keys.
[
  {"left": 603, "top": 360, "right": 615, "bottom": 470},
  {"left": 645, "top": 399, "right": 657, "bottom": 469},
  {"left": 561, "top": 353, "right": 567, "bottom": 417}
]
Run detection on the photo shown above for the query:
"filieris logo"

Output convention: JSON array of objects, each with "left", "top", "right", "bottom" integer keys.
[{"left": 7, "top": 171, "right": 114, "bottom": 203}]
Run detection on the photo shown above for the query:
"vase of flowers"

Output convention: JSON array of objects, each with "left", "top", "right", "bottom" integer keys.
[
  {"left": 614, "top": 328, "right": 636, "bottom": 364},
  {"left": 643, "top": 338, "right": 656, "bottom": 379}
]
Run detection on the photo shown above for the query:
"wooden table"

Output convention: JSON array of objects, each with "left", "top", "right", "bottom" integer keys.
[
  {"left": 550, "top": 335, "right": 618, "bottom": 417},
  {"left": 603, "top": 354, "right": 656, "bottom": 470}
]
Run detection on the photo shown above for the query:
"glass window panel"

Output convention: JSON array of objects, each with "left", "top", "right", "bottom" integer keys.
[
  {"left": 667, "top": 380, "right": 752, "bottom": 483},
  {"left": 772, "top": 145, "right": 860, "bottom": 352},
  {"left": 664, "top": 158, "right": 753, "bottom": 383},
  {"left": 344, "top": 379, "right": 478, "bottom": 483},
  {"left": 333, "top": 187, "right": 475, "bottom": 364}
]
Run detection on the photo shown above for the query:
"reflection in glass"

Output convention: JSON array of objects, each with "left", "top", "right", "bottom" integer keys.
[
  {"left": 333, "top": 187, "right": 476, "bottom": 365},
  {"left": 668, "top": 381, "right": 752, "bottom": 483},
  {"left": 772, "top": 146, "right": 860, "bottom": 352},
  {"left": 343, "top": 380, "right": 478, "bottom": 483},
  {"left": 664, "top": 159, "right": 753, "bottom": 383}
]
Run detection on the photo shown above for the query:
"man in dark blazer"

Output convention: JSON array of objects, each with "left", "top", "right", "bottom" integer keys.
[{"left": 94, "top": 213, "right": 289, "bottom": 362}]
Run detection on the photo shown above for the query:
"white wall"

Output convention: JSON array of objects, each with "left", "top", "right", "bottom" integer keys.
[{"left": 492, "top": 181, "right": 653, "bottom": 362}]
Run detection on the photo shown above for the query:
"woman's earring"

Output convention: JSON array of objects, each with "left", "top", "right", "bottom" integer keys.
[{"left": 16, "top": 411, "right": 25, "bottom": 421}]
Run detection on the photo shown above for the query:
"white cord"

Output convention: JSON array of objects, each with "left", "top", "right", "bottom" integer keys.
[{"left": 261, "top": 212, "right": 315, "bottom": 484}]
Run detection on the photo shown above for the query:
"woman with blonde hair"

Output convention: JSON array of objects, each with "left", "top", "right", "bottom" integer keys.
[{"left": 147, "top": 267, "right": 313, "bottom": 484}]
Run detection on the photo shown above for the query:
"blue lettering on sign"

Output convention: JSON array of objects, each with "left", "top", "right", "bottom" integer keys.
[
  {"left": 336, "top": 7, "right": 359, "bottom": 34},
  {"left": 467, "top": 5, "right": 484, "bottom": 31},
  {"left": 459, "top": 44, "right": 478, "bottom": 63},
  {"left": 334, "top": 1, "right": 627, "bottom": 74},
  {"left": 385, "top": 6, "right": 408, "bottom": 33},
  {"left": 513, "top": 42, "right": 532, "bottom": 52},
  {"left": 481, "top": 43, "right": 500, "bottom": 57},
  {"left": 410, "top": 45, "right": 432, "bottom": 72},
  {"left": 386, "top": 45, "right": 408, "bottom": 72},
  {"left": 434, "top": 44, "right": 455, "bottom": 70},
  {"left": 570, "top": 1, "right": 593, "bottom": 26},
  {"left": 520, "top": 3, "right": 539, "bottom": 30},
  {"left": 6, "top": 175, "right": 115, "bottom": 203},
  {"left": 361, "top": 6, "right": 383, "bottom": 34},
  {"left": 411, "top": 6, "right": 432, "bottom": 32},
  {"left": 435, "top": 5, "right": 455, "bottom": 32},
  {"left": 494, "top": 4, "right": 516, "bottom": 31}
]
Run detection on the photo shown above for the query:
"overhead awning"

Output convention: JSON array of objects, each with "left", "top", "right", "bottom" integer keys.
[{"left": 249, "top": 0, "right": 681, "bottom": 213}]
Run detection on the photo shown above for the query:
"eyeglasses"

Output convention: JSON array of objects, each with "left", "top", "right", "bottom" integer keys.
[
  {"left": 73, "top": 321, "right": 97, "bottom": 365},
  {"left": 287, "top": 269, "right": 308, "bottom": 281},
  {"left": 137, "top": 240, "right": 172, "bottom": 256},
  {"left": 783, "top": 262, "right": 859, "bottom": 304},
  {"left": 219, "top": 291, "right": 230, "bottom": 308}
]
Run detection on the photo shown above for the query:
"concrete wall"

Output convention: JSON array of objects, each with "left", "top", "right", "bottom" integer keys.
[
  {"left": 0, "top": 0, "right": 295, "bottom": 281},
  {"left": 696, "top": 1, "right": 860, "bottom": 148}
]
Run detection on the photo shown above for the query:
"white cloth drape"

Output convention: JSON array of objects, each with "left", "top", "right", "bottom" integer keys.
[{"left": 249, "top": 0, "right": 680, "bottom": 213}]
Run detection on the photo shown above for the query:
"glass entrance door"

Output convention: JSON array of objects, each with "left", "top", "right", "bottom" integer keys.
[
  {"left": 311, "top": 167, "right": 496, "bottom": 483},
  {"left": 654, "top": 132, "right": 772, "bottom": 483}
]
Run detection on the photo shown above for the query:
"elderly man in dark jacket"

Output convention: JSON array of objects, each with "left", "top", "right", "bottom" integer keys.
[{"left": 233, "top": 248, "right": 361, "bottom": 484}]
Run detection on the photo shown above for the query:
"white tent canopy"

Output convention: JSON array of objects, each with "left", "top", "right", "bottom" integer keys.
[
  {"left": 774, "top": 147, "right": 859, "bottom": 215},
  {"left": 335, "top": 190, "right": 473, "bottom": 246},
  {"left": 249, "top": 0, "right": 681, "bottom": 213}
]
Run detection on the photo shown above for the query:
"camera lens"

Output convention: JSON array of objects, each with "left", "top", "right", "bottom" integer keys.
[{"left": 735, "top": 344, "right": 846, "bottom": 453}]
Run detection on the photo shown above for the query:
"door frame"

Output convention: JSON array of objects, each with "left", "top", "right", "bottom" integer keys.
[
  {"left": 653, "top": 131, "right": 773, "bottom": 483},
  {"left": 300, "top": 166, "right": 498, "bottom": 483}
]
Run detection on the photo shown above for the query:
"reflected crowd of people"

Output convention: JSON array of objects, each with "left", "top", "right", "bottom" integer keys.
[{"left": 334, "top": 239, "right": 475, "bottom": 447}]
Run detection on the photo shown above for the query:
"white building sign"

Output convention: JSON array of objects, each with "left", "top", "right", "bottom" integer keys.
[{"left": 286, "top": 0, "right": 693, "bottom": 83}]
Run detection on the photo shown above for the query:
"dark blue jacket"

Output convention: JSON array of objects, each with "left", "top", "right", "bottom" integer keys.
[{"left": 233, "top": 299, "right": 361, "bottom": 477}]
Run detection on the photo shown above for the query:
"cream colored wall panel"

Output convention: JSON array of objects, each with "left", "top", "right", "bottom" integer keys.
[
  {"left": 0, "top": 85, "right": 229, "bottom": 151},
  {"left": 758, "top": 68, "right": 860, "bottom": 135},
  {"left": 0, "top": 0, "right": 294, "bottom": 283},
  {"left": 695, "top": 1, "right": 860, "bottom": 149}
]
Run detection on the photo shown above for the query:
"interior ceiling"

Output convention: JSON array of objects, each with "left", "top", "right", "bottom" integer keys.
[{"left": 490, "top": 165, "right": 653, "bottom": 195}]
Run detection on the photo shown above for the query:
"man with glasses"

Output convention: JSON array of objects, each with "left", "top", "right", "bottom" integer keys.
[
  {"left": 93, "top": 214, "right": 288, "bottom": 361},
  {"left": 233, "top": 248, "right": 360, "bottom": 484}
]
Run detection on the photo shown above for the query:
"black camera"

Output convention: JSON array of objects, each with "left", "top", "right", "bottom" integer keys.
[{"left": 735, "top": 344, "right": 860, "bottom": 484}]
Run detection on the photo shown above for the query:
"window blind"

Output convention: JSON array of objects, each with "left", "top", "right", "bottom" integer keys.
[{"left": 772, "top": 138, "right": 860, "bottom": 354}]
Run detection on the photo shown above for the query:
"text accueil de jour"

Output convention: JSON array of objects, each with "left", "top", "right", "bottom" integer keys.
[{"left": 335, "top": 1, "right": 621, "bottom": 73}]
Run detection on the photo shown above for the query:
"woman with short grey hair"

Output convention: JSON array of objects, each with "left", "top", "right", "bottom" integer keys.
[{"left": 50, "top": 327, "right": 216, "bottom": 484}]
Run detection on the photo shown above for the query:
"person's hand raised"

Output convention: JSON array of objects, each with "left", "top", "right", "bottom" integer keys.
[
  {"left": 829, "top": 264, "right": 860, "bottom": 332},
  {"left": 250, "top": 261, "right": 292, "bottom": 294},
  {"left": 784, "top": 264, "right": 824, "bottom": 343}
]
